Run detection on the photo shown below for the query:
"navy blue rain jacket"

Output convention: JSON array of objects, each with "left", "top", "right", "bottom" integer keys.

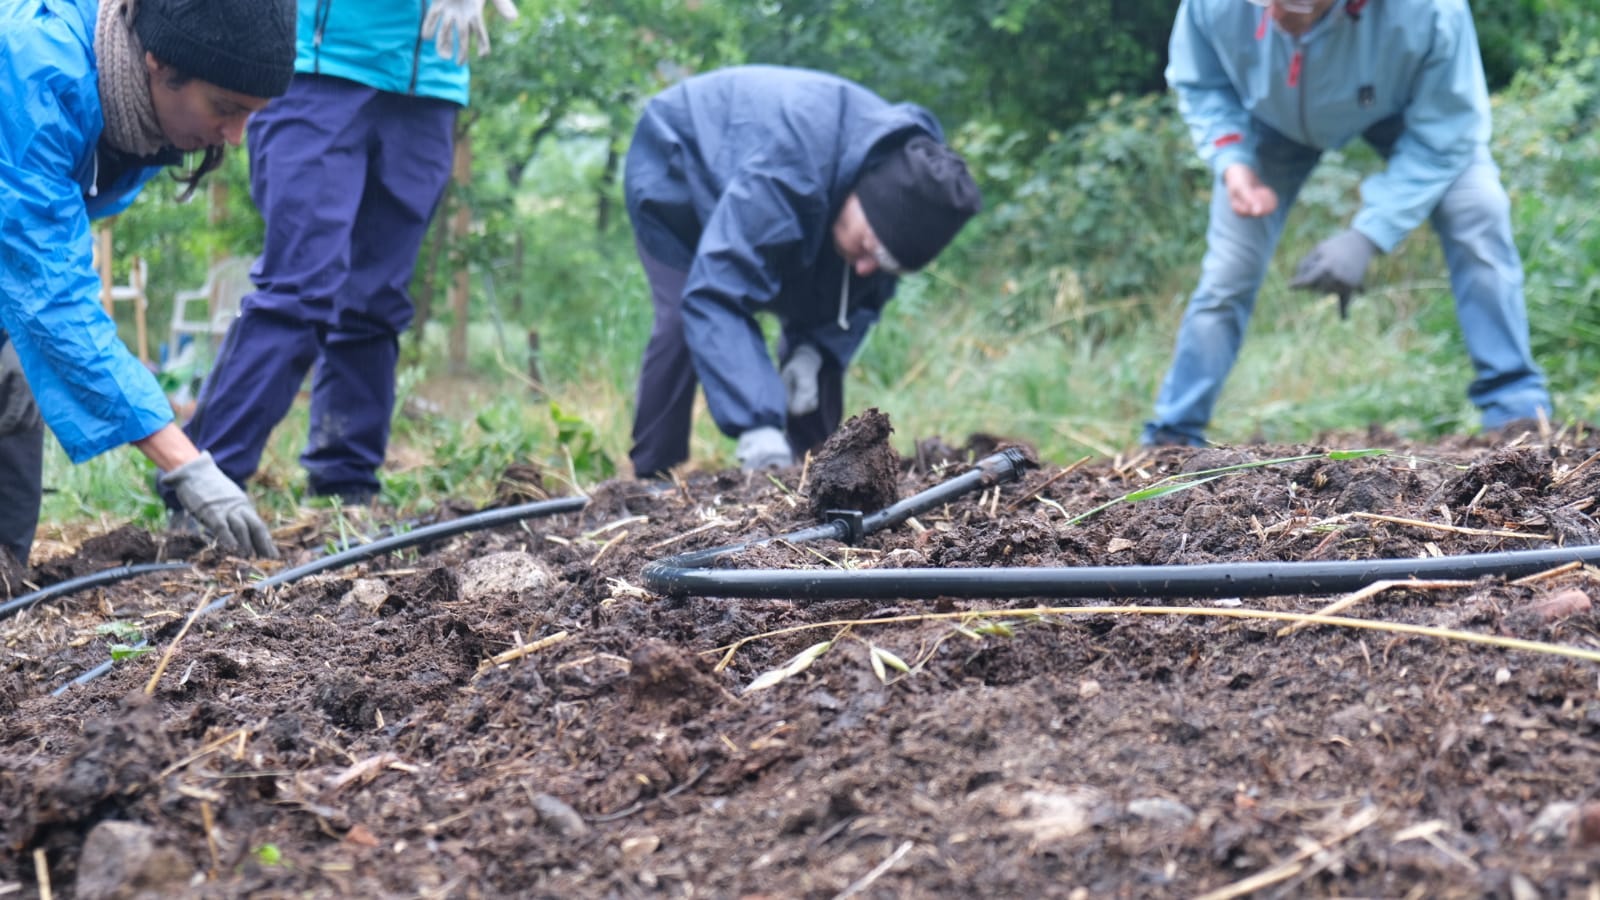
[{"left": 624, "top": 65, "right": 944, "bottom": 438}]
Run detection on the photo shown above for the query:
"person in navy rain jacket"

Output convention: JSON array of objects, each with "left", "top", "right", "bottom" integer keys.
[
  {"left": 1143, "top": 0, "right": 1551, "bottom": 447},
  {"left": 625, "top": 66, "right": 983, "bottom": 478},
  {"left": 0, "top": 0, "right": 292, "bottom": 565},
  {"left": 164, "top": 0, "right": 516, "bottom": 510}
]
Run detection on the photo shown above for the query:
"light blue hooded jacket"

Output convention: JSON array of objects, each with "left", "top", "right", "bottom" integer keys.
[
  {"left": 1167, "top": 0, "right": 1494, "bottom": 251},
  {"left": 0, "top": 0, "right": 173, "bottom": 463},
  {"left": 298, "top": 0, "right": 469, "bottom": 105}
]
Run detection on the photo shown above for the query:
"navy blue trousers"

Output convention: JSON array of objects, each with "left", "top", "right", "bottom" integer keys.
[
  {"left": 629, "top": 243, "right": 843, "bottom": 478},
  {"left": 175, "top": 75, "right": 456, "bottom": 501}
]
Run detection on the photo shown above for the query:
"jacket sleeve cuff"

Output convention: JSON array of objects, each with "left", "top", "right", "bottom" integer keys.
[{"left": 1349, "top": 210, "right": 1403, "bottom": 254}]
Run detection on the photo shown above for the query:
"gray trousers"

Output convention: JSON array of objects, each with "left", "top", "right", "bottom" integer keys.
[{"left": 0, "top": 333, "right": 43, "bottom": 566}]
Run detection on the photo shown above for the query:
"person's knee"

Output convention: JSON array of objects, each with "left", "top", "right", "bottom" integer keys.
[{"left": 1435, "top": 165, "right": 1513, "bottom": 235}]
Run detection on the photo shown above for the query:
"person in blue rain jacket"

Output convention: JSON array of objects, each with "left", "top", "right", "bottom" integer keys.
[
  {"left": 1143, "top": 0, "right": 1551, "bottom": 447},
  {"left": 625, "top": 65, "right": 983, "bottom": 478},
  {"left": 0, "top": 0, "right": 293, "bottom": 565},
  {"left": 165, "top": 0, "right": 515, "bottom": 509}
]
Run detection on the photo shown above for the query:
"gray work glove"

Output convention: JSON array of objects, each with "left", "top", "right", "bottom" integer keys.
[
  {"left": 423, "top": 0, "right": 519, "bottom": 64},
  {"left": 781, "top": 344, "right": 824, "bottom": 417},
  {"left": 736, "top": 427, "right": 793, "bottom": 472},
  {"left": 159, "top": 452, "right": 278, "bottom": 559},
  {"left": 1289, "top": 228, "right": 1379, "bottom": 320}
]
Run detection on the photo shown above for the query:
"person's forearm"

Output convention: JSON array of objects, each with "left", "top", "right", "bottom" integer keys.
[{"left": 133, "top": 423, "right": 201, "bottom": 472}]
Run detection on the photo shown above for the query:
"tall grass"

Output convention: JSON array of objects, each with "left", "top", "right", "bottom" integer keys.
[{"left": 40, "top": 46, "right": 1600, "bottom": 536}]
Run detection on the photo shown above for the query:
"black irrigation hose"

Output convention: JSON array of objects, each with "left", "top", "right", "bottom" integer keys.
[
  {"left": 52, "top": 496, "right": 589, "bottom": 696},
  {"left": 0, "top": 561, "right": 194, "bottom": 622},
  {"left": 644, "top": 544, "right": 1600, "bottom": 601}
]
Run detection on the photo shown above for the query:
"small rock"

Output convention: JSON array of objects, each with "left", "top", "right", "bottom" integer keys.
[
  {"left": 533, "top": 793, "right": 589, "bottom": 838},
  {"left": 345, "top": 578, "right": 389, "bottom": 611},
  {"left": 1494, "top": 667, "right": 1511, "bottom": 685},
  {"left": 1524, "top": 801, "right": 1576, "bottom": 847},
  {"left": 1509, "top": 872, "right": 1541, "bottom": 900},
  {"left": 1125, "top": 797, "right": 1196, "bottom": 829},
  {"left": 1571, "top": 801, "right": 1600, "bottom": 848},
  {"left": 76, "top": 821, "right": 193, "bottom": 900},
  {"left": 620, "top": 834, "right": 660, "bottom": 867},
  {"left": 1511, "top": 589, "right": 1592, "bottom": 630},
  {"left": 459, "top": 551, "right": 552, "bottom": 602},
  {"left": 1078, "top": 680, "right": 1102, "bottom": 700}
]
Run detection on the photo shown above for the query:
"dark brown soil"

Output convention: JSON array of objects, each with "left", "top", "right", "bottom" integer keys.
[{"left": 5, "top": 414, "right": 1600, "bottom": 898}]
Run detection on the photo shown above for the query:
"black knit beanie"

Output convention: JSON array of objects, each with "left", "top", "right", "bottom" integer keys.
[
  {"left": 134, "top": 0, "right": 295, "bottom": 99},
  {"left": 855, "top": 135, "right": 983, "bottom": 272}
]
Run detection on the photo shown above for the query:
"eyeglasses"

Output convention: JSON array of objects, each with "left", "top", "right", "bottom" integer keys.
[{"left": 1245, "top": 0, "right": 1321, "bottom": 13}]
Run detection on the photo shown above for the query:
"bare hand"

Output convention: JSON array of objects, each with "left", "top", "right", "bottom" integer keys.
[{"left": 1223, "top": 164, "right": 1278, "bottom": 218}]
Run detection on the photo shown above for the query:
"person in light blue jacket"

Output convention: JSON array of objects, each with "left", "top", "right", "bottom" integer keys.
[
  {"left": 1143, "top": 0, "right": 1551, "bottom": 447},
  {"left": 0, "top": 0, "right": 293, "bottom": 566},
  {"left": 168, "top": 0, "right": 516, "bottom": 509},
  {"left": 625, "top": 66, "right": 982, "bottom": 478}
]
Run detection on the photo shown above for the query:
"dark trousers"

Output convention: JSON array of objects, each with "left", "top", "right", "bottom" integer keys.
[
  {"left": 629, "top": 244, "right": 843, "bottom": 478},
  {"left": 174, "top": 75, "right": 456, "bottom": 501},
  {"left": 0, "top": 332, "right": 43, "bottom": 565}
]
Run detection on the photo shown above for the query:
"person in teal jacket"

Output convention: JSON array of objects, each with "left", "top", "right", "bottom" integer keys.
[
  {"left": 1143, "top": 0, "right": 1551, "bottom": 446},
  {"left": 166, "top": 0, "right": 517, "bottom": 510},
  {"left": 0, "top": 0, "right": 294, "bottom": 566}
]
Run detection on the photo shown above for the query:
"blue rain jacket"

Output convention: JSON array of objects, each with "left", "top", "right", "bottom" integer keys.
[
  {"left": 0, "top": 0, "right": 175, "bottom": 463},
  {"left": 1168, "top": 0, "right": 1494, "bottom": 251},
  {"left": 299, "top": 0, "right": 469, "bottom": 105},
  {"left": 626, "top": 66, "right": 943, "bottom": 436}
]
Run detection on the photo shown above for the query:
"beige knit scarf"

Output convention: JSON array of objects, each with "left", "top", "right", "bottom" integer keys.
[{"left": 95, "top": 0, "right": 166, "bottom": 156}]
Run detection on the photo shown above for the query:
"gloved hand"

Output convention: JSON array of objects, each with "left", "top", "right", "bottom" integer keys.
[
  {"left": 1289, "top": 228, "right": 1379, "bottom": 320},
  {"left": 423, "top": 0, "right": 519, "bottom": 64},
  {"left": 781, "top": 344, "right": 824, "bottom": 417},
  {"left": 159, "top": 452, "right": 278, "bottom": 559},
  {"left": 736, "top": 427, "right": 793, "bottom": 472}
]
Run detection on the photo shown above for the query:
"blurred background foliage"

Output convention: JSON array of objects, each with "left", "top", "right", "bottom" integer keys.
[{"left": 56, "top": 0, "right": 1600, "bottom": 529}]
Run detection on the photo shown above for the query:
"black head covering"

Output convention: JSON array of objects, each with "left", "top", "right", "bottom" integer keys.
[
  {"left": 855, "top": 135, "right": 983, "bottom": 272},
  {"left": 133, "top": 0, "right": 295, "bottom": 98}
]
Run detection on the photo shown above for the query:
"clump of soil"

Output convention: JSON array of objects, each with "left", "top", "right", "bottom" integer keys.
[{"left": 806, "top": 407, "right": 900, "bottom": 517}]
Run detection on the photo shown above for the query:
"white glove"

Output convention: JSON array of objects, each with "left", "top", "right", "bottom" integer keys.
[
  {"left": 781, "top": 344, "right": 823, "bottom": 417},
  {"left": 736, "top": 427, "right": 793, "bottom": 472},
  {"left": 159, "top": 452, "right": 278, "bottom": 558},
  {"left": 423, "top": 0, "right": 519, "bottom": 64}
]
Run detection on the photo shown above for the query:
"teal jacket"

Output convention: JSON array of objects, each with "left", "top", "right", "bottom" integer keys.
[
  {"left": 1168, "top": 0, "right": 1494, "bottom": 251},
  {"left": 0, "top": 0, "right": 173, "bottom": 463},
  {"left": 299, "top": 0, "right": 470, "bottom": 105}
]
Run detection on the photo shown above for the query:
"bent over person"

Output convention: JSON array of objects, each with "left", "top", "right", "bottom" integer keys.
[
  {"left": 1143, "top": 0, "right": 1551, "bottom": 447},
  {"left": 625, "top": 65, "right": 982, "bottom": 478},
  {"left": 0, "top": 0, "right": 291, "bottom": 564}
]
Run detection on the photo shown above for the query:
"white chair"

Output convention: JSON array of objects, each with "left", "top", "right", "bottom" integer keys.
[{"left": 169, "top": 256, "right": 255, "bottom": 363}]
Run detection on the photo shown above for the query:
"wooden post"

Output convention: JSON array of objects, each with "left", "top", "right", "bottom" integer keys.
[
  {"left": 447, "top": 130, "right": 472, "bottom": 375},
  {"left": 96, "top": 221, "right": 114, "bottom": 316},
  {"left": 131, "top": 257, "right": 149, "bottom": 364}
]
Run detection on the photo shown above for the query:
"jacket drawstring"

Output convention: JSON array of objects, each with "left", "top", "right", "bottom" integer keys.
[{"left": 837, "top": 264, "right": 850, "bottom": 330}]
